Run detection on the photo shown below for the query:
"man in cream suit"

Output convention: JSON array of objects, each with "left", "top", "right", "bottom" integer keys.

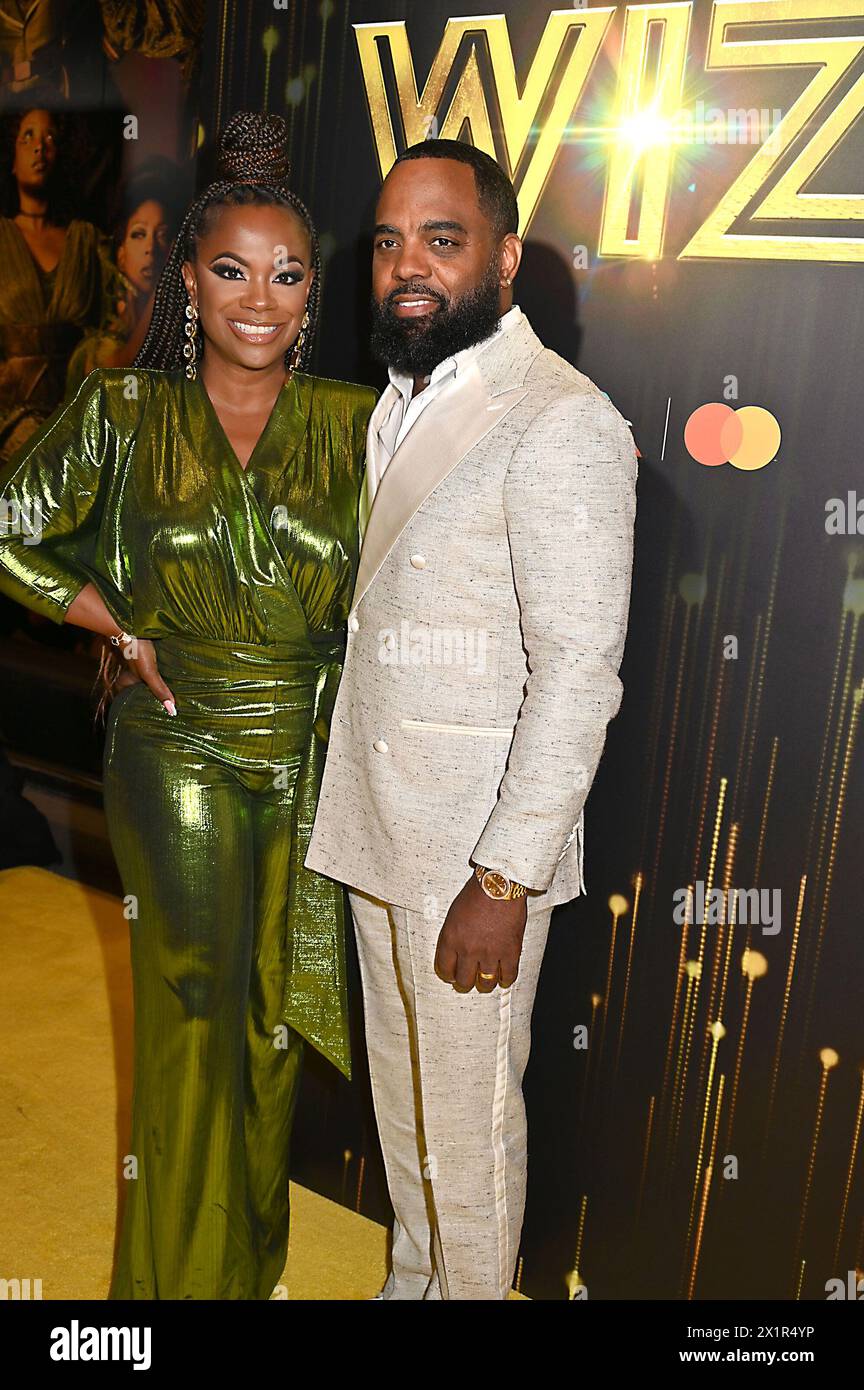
[{"left": 306, "top": 140, "right": 638, "bottom": 1299}]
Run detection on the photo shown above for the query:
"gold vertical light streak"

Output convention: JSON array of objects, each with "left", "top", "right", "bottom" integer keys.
[
  {"left": 577, "top": 993, "right": 603, "bottom": 1134},
  {"left": 791, "top": 1048, "right": 840, "bottom": 1292},
  {"left": 832, "top": 1066, "right": 864, "bottom": 1272},
  {"left": 799, "top": 583, "right": 861, "bottom": 1017},
  {"left": 215, "top": 0, "right": 230, "bottom": 132},
  {"left": 801, "top": 562, "right": 858, "bottom": 884},
  {"left": 261, "top": 24, "right": 280, "bottom": 114},
  {"left": 695, "top": 822, "right": 738, "bottom": 1111},
  {"left": 681, "top": 1021, "right": 726, "bottom": 1293},
  {"left": 716, "top": 874, "right": 741, "bottom": 1055},
  {"left": 723, "top": 950, "right": 768, "bottom": 1155},
  {"left": 686, "top": 1072, "right": 725, "bottom": 1300},
  {"left": 801, "top": 683, "right": 863, "bottom": 1058},
  {"left": 659, "top": 889, "right": 691, "bottom": 1139},
  {"left": 751, "top": 736, "right": 778, "bottom": 890},
  {"left": 688, "top": 618, "right": 727, "bottom": 889},
  {"left": 613, "top": 873, "right": 643, "bottom": 1086},
  {"left": 633, "top": 1094, "right": 655, "bottom": 1237},
  {"left": 566, "top": 1195, "right": 589, "bottom": 1298},
  {"left": 666, "top": 959, "right": 700, "bottom": 1177},
  {"left": 355, "top": 1152, "right": 366, "bottom": 1213},
  {"left": 340, "top": 1147, "right": 352, "bottom": 1205},
  {"left": 761, "top": 875, "right": 807, "bottom": 1158},
  {"left": 810, "top": 571, "right": 862, "bottom": 851},
  {"left": 670, "top": 780, "right": 727, "bottom": 1165},
  {"left": 698, "top": 778, "right": 727, "bottom": 971},
  {"left": 734, "top": 511, "right": 785, "bottom": 822},
  {"left": 596, "top": 894, "right": 629, "bottom": 1083},
  {"left": 794, "top": 1259, "right": 806, "bottom": 1301}
]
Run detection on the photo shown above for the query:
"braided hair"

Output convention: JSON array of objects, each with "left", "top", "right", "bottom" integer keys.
[{"left": 134, "top": 110, "right": 321, "bottom": 374}]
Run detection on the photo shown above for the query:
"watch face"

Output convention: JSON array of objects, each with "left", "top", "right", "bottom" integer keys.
[{"left": 482, "top": 871, "right": 510, "bottom": 899}]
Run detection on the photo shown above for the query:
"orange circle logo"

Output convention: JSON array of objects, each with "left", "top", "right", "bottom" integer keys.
[{"left": 684, "top": 403, "right": 780, "bottom": 470}]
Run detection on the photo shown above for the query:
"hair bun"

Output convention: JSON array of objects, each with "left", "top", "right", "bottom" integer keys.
[{"left": 216, "top": 111, "right": 290, "bottom": 184}]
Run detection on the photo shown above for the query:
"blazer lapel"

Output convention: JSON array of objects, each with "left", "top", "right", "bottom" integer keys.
[
  {"left": 352, "top": 324, "right": 539, "bottom": 609},
  {"left": 359, "top": 381, "right": 399, "bottom": 544}
]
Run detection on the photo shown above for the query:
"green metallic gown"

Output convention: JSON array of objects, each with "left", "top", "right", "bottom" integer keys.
[{"left": 0, "top": 365, "right": 376, "bottom": 1298}]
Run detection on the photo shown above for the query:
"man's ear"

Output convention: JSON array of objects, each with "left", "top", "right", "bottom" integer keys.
[{"left": 500, "top": 233, "right": 522, "bottom": 284}]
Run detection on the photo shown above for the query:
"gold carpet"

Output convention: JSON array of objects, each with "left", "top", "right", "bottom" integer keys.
[{"left": 0, "top": 864, "right": 391, "bottom": 1300}]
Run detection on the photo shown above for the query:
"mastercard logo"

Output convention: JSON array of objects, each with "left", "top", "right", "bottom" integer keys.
[{"left": 684, "top": 403, "right": 781, "bottom": 471}]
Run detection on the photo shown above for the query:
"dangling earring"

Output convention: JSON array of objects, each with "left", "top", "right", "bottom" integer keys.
[
  {"left": 289, "top": 308, "right": 310, "bottom": 376},
  {"left": 183, "top": 299, "right": 199, "bottom": 380}
]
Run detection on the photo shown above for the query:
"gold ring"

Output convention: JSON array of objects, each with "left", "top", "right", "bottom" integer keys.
[{"left": 478, "top": 971, "right": 497, "bottom": 981}]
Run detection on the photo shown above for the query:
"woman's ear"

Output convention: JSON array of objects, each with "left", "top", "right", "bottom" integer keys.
[{"left": 180, "top": 261, "right": 196, "bottom": 303}]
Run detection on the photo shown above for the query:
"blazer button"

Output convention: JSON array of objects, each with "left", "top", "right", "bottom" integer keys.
[
  {"left": 348, "top": 614, "right": 360, "bottom": 631},
  {"left": 409, "top": 553, "right": 426, "bottom": 569},
  {"left": 373, "top": 738, "right": 389, "bottom": 753}
]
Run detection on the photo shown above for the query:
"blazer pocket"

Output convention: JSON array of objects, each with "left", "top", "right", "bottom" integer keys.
[{"left": 400, "top": 718, "right": 511, "bottom": 738}]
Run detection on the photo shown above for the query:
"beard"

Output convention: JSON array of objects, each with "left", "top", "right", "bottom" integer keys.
[{"left": 369, "top": 258, "right": 503, "bottom": 377}]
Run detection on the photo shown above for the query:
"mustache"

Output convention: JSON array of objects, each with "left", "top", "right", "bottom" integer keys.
[{"left": 383, "top": 285, "right": 447, "bottom": 310}]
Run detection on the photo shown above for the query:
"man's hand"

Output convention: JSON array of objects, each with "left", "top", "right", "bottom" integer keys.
[{"left": 434, "top": 874, "right": 528, "bottom": 993}]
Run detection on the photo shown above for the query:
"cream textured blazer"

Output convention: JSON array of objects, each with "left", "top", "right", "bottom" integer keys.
[{"left": 305, "top": 311, "right": 638, "bottom": 914}]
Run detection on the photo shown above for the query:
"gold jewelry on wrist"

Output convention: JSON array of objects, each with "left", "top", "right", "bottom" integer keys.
[{"left": 473, "top": 865, "right": 528, "bottom": 900}]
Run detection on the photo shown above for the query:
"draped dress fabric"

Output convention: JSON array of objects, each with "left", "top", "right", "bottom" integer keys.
[
  {"left": 0, "top": 217, "right": 107, "bottom": 461},
  {"left": 0, "top": 365, "right": 376, "bottom": 1298}
]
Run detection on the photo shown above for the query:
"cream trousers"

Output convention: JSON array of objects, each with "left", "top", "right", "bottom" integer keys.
[{"left": 349, "top": 887, "right": 553, "bottom": 1300}]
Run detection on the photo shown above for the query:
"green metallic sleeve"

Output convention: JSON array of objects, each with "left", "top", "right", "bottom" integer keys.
[{"left": 0, "top": 368, "right": 134, "bottom": 630}]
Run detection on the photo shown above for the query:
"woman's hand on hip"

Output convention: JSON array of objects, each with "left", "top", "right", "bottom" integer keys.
[{"left": 125, "top": 639, "right": 177, "bottom": 715}]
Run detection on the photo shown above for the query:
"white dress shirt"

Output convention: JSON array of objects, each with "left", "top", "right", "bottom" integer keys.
[{"left": 369, "top": 303, "right": 524, "bottom": 507}]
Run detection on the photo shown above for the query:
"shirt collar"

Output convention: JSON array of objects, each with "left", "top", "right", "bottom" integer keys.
[{"left": 387, "top": 303, "right": 523, "bottom": 404}]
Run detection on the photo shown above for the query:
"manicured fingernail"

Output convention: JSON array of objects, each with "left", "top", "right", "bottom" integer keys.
[{"left": 163, "top": 700, "right": 176, "bottom": 716}]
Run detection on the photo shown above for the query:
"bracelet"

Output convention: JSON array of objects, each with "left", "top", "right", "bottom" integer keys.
[{"left": 109, "top": 630, "right": 135, "bottom": 652}]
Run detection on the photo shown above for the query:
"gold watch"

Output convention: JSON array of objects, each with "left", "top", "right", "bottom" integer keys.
[{"left": 474, "top": 865, "right": 528, "bottom": 900}]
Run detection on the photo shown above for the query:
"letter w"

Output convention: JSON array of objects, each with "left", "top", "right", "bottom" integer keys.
[{"left": 354, "top": 9, "right": 616, "bottom": 236}]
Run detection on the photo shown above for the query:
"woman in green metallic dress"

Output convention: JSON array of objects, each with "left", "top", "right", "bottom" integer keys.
[{"left": 0, "top": 111, "right": 376, "bottom": 1299}]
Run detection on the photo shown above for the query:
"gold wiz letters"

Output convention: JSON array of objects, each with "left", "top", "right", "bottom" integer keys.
[{"left": 355, "top": 1, "right": 864, "bottom": 261}]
